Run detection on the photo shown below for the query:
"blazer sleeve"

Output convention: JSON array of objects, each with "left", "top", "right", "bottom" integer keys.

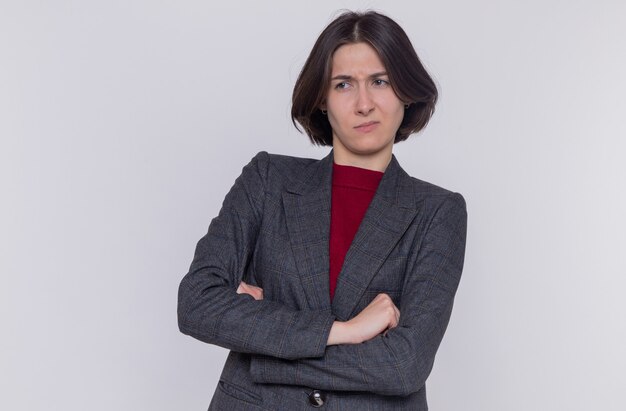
[
  {"left": 249, "top": 192, "right": 468, "bottom": 396},
  {"left": 177, "top": 151, "right": 335, "bottom": 360}
]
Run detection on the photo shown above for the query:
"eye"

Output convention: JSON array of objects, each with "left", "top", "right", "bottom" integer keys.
[
  {"left": 372, "top": 78, "right": 389, "bottom": 87},
  {"left": 334, "top": 81, "right": 350, "bottom": 90}
]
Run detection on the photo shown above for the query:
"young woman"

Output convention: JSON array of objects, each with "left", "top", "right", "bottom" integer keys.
[{"left": 178, "top": 10, "right": 467, "bottom": 410}]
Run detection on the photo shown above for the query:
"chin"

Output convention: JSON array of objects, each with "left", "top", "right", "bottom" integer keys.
[
  {"left": 347, "top": 145, "right": 387, "bottom": 157},
  {"left": 334, "top": 132, "right": 394, "bottom": 157}
]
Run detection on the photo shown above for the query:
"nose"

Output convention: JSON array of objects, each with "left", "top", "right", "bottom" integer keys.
[{"left": 355, "top": 87, "right": 374, "bottom": 116}]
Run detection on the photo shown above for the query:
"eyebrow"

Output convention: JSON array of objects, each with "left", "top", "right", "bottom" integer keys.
[{"left": 330, "top": 71, "right": 388, "bottom": 81}]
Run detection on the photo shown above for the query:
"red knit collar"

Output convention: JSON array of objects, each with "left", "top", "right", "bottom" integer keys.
[{"left": 332, "top": 162, "right": 384, "bottom": 191}]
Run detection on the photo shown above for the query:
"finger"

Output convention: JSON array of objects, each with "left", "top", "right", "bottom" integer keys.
[
  {"left": 389, "top": 306, "right": 400, "bottom": 329},
  {"left": 247, "top": 284, "right": 263, "bottom": 300},
  {"left": 237, "top": 282, "right": 254, "bottom": 296},
  {"left": 390, "top": 313, "right": 398, "bottom": 329}
]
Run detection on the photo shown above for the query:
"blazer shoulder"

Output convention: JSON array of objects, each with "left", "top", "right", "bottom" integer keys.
[
  {"left": 250, "top": 151, "right": 321, "bottom": 191},
  {"left": 405, "top": 174, "right": 467, "bottom": 215},
  {"left": 264, "top": 151, "right": 319, "bottom": 169},
  {"left": 242, "top": 150, "right": 314, "bottom": 176}
]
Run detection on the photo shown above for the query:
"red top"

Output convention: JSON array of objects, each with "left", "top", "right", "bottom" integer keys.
[{"left": 329, "top": 162, "right": 384, "bottom": 300}]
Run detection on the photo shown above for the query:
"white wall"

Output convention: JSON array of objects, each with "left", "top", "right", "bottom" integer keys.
[{"left": 1, "top": 1, "right": 625, "bottom": 410}]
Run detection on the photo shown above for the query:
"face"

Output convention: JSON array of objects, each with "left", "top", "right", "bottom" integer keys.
[{"left": 322, "top": 42, "right": 405, "bottom": 170}]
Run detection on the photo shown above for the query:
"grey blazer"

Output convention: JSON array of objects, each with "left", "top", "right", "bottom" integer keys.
[{"left": 178, "top": 149, "right": 467, "bottom": 410}]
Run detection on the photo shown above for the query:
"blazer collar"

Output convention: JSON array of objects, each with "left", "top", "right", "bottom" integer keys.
[
  {"left": 282, "top": 149, "right": 419, "bottom": 319},
  {"left": 286, "top": 149, "right": 416, "bottom": 209}
]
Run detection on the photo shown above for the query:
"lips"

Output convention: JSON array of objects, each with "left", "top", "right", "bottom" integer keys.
[{"left": 354, "top": 121, "right": 379, "bottom": 133}]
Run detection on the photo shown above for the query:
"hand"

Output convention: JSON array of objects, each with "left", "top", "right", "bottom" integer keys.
[
  {"left": 236, "top": 280, "right": 264, "bottom": 300},
  {"left": 327, "top": 293, "right": 400, "bottom": 345}
]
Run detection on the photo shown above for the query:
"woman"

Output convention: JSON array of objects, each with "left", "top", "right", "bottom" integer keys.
[{"left": 178, "top": 10, "right": 467, "bottom": 410}]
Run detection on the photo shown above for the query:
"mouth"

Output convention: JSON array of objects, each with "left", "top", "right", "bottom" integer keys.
[{"left": 354, "top": 121, "right": 379, "bottom": 132}]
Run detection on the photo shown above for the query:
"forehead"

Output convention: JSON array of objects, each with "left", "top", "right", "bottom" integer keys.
[{"left": 330, "top": 42, "right": 386, "bottom": 75}]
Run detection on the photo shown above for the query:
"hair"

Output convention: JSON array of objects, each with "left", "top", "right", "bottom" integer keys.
[{"left": 291, "top": 10, "right": 439, "bottom": 146}]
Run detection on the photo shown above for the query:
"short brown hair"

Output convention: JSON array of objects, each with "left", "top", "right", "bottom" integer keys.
[{"left": 292, "top": 10, "right": 438, "bottom": 146}]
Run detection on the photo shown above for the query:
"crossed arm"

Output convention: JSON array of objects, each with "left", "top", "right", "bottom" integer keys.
[
  {"left": 178, "top": 152, "right": 467, "bottom": 396},
  {"left": 237, "top": 282, "right": 401, "bottom": 346},
  {"left": 237, "top": 193, "right": 465, "bottom": 396},
  {"left": 178, "top": 152, "right": 335, "bottom": 360}
]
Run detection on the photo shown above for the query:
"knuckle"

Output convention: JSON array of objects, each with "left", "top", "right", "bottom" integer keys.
[{"left": 376, "top": 293, "right": 390, "bottom": 302}]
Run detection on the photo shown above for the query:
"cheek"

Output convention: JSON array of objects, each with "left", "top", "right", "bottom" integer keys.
[
  {"left": 394, "top": 106, "right": 405, "bottom": 125},
  {"left": 327, "top": 104, "right": 349, "bottom": 129},
  {"left": 384, "top": 99, "right": 405, "bottom": 125},
  {"left": 377, "top": 92, "right": 403, "bottom": 113},
  {"left": 326, "top": 111, "right": 339, "bottom": 131}
]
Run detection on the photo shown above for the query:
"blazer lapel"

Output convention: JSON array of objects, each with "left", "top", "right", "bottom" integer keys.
[
  {"left": 331, "top": 154, "right": 419, "bottom": 321},
  {"left": 282, "top": 149, "right": 418, "bottom": 318},
  {"left": 282, "top": 150, "right": 334, "bottom": 311}
]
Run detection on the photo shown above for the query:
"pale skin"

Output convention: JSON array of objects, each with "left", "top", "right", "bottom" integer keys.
[{"left": 238, "top": 42, "right": 406, "bottom": 345}]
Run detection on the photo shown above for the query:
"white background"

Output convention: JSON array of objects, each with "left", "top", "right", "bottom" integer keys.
[{"left": 1, "top": 1, "right": 625, "bottom": 410}]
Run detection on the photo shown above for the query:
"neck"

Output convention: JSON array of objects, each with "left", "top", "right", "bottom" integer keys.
[{"left": 332, "top": 148, "right": 392, "bottom": 172}]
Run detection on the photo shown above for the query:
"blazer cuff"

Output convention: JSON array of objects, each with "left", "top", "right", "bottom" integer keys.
[
  {"left": 286, "top": 310, "right": 335, "bottom": 359},
  {"left": 250, "top": 312, "right": 334, "bottom": 381}
]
